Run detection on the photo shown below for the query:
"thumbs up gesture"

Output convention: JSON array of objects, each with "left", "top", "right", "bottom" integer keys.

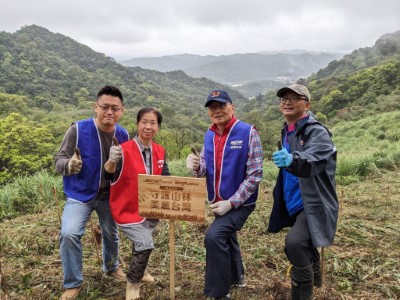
[
  {"left": 186, "top": 147, "right": 200, "bottom": 171},
  {"left": 68, "top": 147, "right": 83, "bottom": 175},
  {"left": 108, "top": 137, "right": 122, "bottom": 163}
]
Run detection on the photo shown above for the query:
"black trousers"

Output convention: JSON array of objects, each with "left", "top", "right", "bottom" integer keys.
[
  {"left": 204, "top": 205, "right": 255, "bottom": 297},
  {"left": 284, "top": 211, "right": 319, "bottom": 268}
]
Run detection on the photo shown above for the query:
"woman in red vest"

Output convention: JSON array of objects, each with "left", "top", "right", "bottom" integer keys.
[{"left": 105, "top": 107, "right": 170, "bottom": 300}]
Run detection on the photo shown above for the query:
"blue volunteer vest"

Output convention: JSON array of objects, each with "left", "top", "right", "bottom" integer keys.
[
  {"left": 63, "top": 118, "right": 129, "bottom": 203},
  {"left": 204, "top": 120, "right": 258, "bottom": 205}
]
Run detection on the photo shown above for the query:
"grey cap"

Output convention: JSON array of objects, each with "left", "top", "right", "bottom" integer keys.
[{"left": 276, "top": 84, "right": 311, "bottom": 101}]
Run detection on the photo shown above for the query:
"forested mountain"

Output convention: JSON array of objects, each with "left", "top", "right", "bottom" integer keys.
[
  {"left": 0, "top": 25, "right": 246, "bottom": 113},
  {"left": 239, "top": 30, "right": 400, "bottom": 154},
  {"left": 1, "top": 25, "right": 400, "bottom": 184},
  {"left": 120, "top": 51, "right": 344, "bottom": 97}
]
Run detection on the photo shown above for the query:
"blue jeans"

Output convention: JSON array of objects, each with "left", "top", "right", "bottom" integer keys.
[{"left": 60, "top": 196, "right": 120, "bottom": 288}]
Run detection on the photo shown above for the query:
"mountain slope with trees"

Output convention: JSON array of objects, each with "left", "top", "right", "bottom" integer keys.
[
  {"left": 0, "top": 25, "right": 247, "bottom": 112},
  {"left": 237, "top": 30, "right": 400, "bottom": 155}
]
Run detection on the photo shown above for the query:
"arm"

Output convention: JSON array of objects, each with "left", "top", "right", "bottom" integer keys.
[
  {"left": 229, "top": 128, "right": 264, "bottom": 208},
  {"left": 104, "top": 160, "right": 120, "bottom": 178},
  {"left": 54, "top": 124, "right": 78, "bottom": 176},
  {"left": 288, "top": 125, "right": 336, "bottom": 178}
]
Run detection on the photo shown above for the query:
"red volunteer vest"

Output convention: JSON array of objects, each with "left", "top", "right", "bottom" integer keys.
[{"left": 110, "top": 139, "right": 165, "bottom": 225}]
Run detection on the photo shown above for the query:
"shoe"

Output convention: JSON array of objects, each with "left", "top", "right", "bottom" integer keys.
[
  {"left": 126, "top": 281, "right": 140, "bottom": 300},
  {"left": 231, "top": 274, "right": 246, "bottom": 288},
  {"left": 60, "top": 286, "right": 81, "bottom": 300},
  {"left": 108, "top": 267, "right": 126, "bottom": 281},
  {"left": 207, "top": 293, "right": 231, "bottom": 300},
  {"left": 141, "top": 269, "right": 155, "bottom": 283}
]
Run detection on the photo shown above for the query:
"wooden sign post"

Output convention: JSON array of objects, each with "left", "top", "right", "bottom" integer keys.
[{"left": 138, "top": 174, "right": 206, "bottom": 299}]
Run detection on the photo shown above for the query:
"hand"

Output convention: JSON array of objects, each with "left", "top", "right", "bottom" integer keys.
[
  {"left": 68, "top": 147, "right": 83, "bottom": 174},
  {"left": 109, "top": 146, "right": 122, "bottom": 163},
  {"left": 209, "top": 200, "right": 232, "bottom": 216},
  {"left": 108, "top": 137, "right": 122, "bottom": 163},
  {"left": 272, "top": 148, "right": 293, "bottom": 168},
  {"left": 186, "top": 148, "right": 200, "bottom": 171}
]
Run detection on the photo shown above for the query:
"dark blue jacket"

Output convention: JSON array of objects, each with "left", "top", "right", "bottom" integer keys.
[{"left": 268, "top": 114, "right": 339, "bottom": 247}]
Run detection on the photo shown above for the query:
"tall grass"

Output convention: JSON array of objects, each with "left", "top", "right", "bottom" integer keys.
[
  {"left": 333, "top": 111, "right": 400, "bottom": 184},
  {"left": 0, "top": 170, "right": 63, "bottom": 220}
]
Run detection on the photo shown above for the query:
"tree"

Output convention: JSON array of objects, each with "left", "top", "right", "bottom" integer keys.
[{"left": 0, "top": 113, "right": 56, "bottom": 184}]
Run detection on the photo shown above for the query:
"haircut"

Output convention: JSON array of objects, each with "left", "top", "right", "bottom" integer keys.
[
  {"left": 136, "top": 107, "right": 163, "bottom": 126},
  {"left": 97, "top": 85, "right": 124, "bottom": 103}
]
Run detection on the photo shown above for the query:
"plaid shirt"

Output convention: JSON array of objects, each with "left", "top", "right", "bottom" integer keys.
[{"left": 195, "top": 126, "right": 263, "bottom": 208}]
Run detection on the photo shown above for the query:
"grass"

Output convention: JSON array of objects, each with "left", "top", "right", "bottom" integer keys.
[{"left": 1, "top": 168, "right": 400, "bottom": 299}]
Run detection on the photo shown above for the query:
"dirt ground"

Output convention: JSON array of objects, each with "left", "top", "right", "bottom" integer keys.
[{"left": 1, "top": 170, "right": 399, "bottom": 299}]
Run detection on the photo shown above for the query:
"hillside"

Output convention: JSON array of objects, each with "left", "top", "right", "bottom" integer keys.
[
  {"left": 0, "top": 25, "right": 247, "bottom": 114},
  {"left": 120, "top": 52, "right": 344, "bottom": 97},
  {"left": 311, "top": 30, "right": 400, "bottom": 80},
  {"left": 1, "top": 168, "right": 399, "bottom": 299},
  {"left": 239, "top": 30, "right": 400, "bottom": 129}
]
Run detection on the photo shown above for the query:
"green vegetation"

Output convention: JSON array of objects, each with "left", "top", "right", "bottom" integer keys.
[
  {"left": 1, "top": 168, "right": 399, "bottom": 299},
  {"left": 332, "top": 111, "right": 400, "bottom": 184},
  {"left": 1, "top": 25, "right": 400, "bottom": 299}
]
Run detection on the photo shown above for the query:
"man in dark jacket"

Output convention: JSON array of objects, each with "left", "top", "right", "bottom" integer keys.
[{"left": 268, "top": 84, "right": 339, "bottom": 300}]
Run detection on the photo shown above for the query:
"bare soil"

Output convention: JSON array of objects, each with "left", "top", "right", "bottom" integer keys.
[{"left": 1, "top": 170, "right": 399, "bottom": 299}]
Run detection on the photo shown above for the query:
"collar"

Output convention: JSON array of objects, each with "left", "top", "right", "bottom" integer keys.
[
  {"left": 285, "top": 115, "right": 309, "bottom": 133},
  {"left": 134, "top": 135, "right": 153, "bottom": 152}
]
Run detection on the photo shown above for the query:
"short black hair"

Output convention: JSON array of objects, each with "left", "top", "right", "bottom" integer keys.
[
  {"left": 136, "top": 107, "right": 163, "bottom": 126},
  {"left": 97, "top": 85, "right": 123, "bottom": 103}
]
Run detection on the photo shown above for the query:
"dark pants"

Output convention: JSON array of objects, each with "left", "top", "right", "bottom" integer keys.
[
  {"left": 204, "top": 205, "right": 255, "bottom": 297},
  {"left": 285, "top": 211, "right": 320, "bottom": 268}
]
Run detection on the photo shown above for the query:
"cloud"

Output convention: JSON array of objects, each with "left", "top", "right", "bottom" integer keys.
[{"left": 1, "top": 0, "right": 399, "bottom": 59}]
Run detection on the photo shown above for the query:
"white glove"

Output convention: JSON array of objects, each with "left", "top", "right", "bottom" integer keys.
[
  {"left": 109, "top": 145, "right": 122, "bottom": 163},
  {"left": 209, "top": 201, "right": 232, "bottom": 216},
  {"left": 186, "top": 153, "right": 200, "bottom": 171},
  {"left": 68, "top": 147, "right": 83, "bottom": 175}
]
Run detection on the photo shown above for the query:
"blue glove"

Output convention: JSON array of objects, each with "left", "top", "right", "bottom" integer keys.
[{"left": 272, "top": 148, "right": 293, "bottom": 168}]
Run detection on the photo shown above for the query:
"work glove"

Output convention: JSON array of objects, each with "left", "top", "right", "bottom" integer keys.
[
  {"left": 68, "top": 147, "right": 83, "bottom": 174},
  {"left": 108, "top": 137, "right": 123, "bottom": 163},
  {"left": 186, "top": 148, "right": 200, "bottom": 171},
  {"left": 209, "top": 200, "right": 232, "bottom": 216},
  {"left": 272, "top": 148, "right": 293, "bottom": 168}
]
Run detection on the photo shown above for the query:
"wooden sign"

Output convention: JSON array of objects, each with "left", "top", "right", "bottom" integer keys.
[{"left": 138, "top": 174, "right": 206, "bottom": 223}]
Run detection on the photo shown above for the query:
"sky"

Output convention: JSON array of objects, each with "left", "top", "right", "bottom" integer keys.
[{"left": 1, "top": 0, "right": 400, "bottom": 61}]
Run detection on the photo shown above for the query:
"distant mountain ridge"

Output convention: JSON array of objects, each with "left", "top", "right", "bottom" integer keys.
[{"left": 120, "top": 51, "right": 344, "bottom": 97}]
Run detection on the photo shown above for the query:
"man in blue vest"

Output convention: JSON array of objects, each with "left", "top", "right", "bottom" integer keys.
[
  {"left": 55, "top": 85, "right": 130, "bottom": 300},
  {"left": 186, "top": 90, "right": 263, "bottom": 300}
]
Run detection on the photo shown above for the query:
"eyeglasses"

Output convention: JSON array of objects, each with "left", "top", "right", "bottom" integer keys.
[
  {"left": 279, "top": 96, "right": 308, "bottom": 104},
  {"left": 97, "top": 103, "right": 123, "bottom": 112}
]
